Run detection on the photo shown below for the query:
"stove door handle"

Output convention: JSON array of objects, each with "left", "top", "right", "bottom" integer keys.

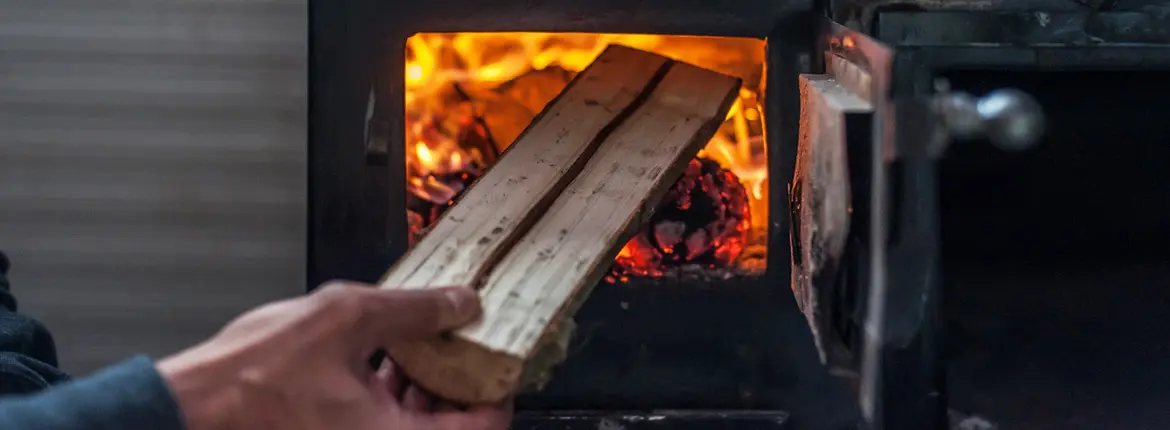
[{"left": 932, "top": 88, "right": 1046, "bottom": 152}]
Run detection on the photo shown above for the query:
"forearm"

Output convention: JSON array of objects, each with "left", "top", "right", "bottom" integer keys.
[{"left": 0, "top": 356, "right": 187, "bottom": 430}]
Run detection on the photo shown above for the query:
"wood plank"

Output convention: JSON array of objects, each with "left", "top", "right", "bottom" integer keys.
[
  {"left": 379, "top": 45, "right": 671, "bottom": 291},
  {"left": 387, "top": 58, "right": 742, "bottom": 404},
  {"left": 790, "top": 74, "right": 873, "bottom": 372}
]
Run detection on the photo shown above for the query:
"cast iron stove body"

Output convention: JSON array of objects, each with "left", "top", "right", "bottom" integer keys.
[{"left": 308, "top": 0, "right": 1170, "bottom": 428}]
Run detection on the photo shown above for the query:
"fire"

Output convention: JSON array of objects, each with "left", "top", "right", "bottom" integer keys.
[{"left": 404, "top": 32, "right": 768, "bottom": 274}]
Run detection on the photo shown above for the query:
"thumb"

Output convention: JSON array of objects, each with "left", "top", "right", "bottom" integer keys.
[{"left": 358, "top": 286, "right": 482, "bottom": 341}]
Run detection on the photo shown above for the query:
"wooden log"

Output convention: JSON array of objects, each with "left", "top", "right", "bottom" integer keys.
[
  {"left": 790, "top": 74, "right": 873, "bottom": 374},
  {"left": 381, "top": 45, "right": 670, "bottom": 290},
  {"left": 383, "top": 49, "right": 742, "bottom": 404}
]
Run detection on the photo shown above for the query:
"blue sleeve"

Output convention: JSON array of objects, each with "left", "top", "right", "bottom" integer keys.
[
  {"left": 0, "top": 356, "right": 187, "bottom": 430},
  {"left": 0, "top": 250, "right": 71, "bottom": 394},
  {"left": 0, "top": 251, "right": 187, "bottom": 430}
]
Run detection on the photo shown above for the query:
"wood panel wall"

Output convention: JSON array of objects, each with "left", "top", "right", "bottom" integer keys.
[{"left": 0, "top": 0, "right": 308, "bottom": 374}]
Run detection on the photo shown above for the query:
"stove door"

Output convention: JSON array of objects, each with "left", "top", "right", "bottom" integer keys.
[
  {"left": 790, "top": 17, "right": 1047, "bottom": 429},
  {"left": 790, "top": 16, "right": 1048, "bottom": 375},
  {"left": 788, "top": 19, "right": 886, "bottom": 378},
  {"left": 787, "top": 73, "right": 871, "bottom": 376},
  {"left": 790, "top": 22, "right": 957, "bottom": 430}
]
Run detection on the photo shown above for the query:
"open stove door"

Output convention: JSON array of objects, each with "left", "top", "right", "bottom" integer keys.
[{"left": 788, "top": 17, "right": 1044, "bottom": 430}]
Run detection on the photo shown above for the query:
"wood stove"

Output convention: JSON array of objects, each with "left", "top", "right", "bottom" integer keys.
[
  {"left": 309, "top": 0, "right": 1170, "bottom": 428},
  {"left": 310, "top": 1, "right": 838, "bottom": 428}
]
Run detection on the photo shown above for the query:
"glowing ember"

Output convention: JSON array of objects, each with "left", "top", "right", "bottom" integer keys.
[
  {"left": 405, "top": 32, "right": 769, "bottom": 274},
  {"left": 612, "top": 158, "right": 751, "bottom": 277}
]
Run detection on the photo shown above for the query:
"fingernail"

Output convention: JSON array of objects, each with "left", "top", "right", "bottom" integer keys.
[{"left": 444, "top": 288, "right": 478, "bottom": 320}]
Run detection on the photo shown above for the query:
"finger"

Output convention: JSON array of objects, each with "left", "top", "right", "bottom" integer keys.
[
  {"left": 367, "top": 359, "right": 397, "bottom": 406},
  {"left": 429, "top": 399, "right": 513, "bottom": 430},
  {"left": 433, "top": 400, "right": 459, "bottom": 412},
  {"left": 358, "top": 287, "right": 482, "bottom": 341},
  {"left": 386, "top": 362, "right": 407, "bottom": 401},
  {"left": 402, "top": 384, "right": 432, "bottom": 412}
]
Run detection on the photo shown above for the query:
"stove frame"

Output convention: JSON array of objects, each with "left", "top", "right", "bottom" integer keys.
[
  {"left": 308, "top": 0, "right": 1170, "bottom": 428},
  {"left": 832, "top": 7, "right": 1170, "bottom": 430}
]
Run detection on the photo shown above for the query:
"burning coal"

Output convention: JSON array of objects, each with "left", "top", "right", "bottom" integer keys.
[{"left": 611, "top": 158, "right": 751, "bottom": 277}]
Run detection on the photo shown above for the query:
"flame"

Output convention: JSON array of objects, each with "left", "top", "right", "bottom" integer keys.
[{"left": 404, "top": 32, "right": 769, "bottom": 272}]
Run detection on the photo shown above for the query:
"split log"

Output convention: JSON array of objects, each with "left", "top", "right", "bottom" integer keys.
[
  {"left": 382, "top": 45, "right": 670, "bottom": 291},
  {"left": 381, "top": 45, "right": 742, "bottom": 404}
]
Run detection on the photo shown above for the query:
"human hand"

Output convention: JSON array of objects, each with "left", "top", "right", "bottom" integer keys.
[
  {"left": 157, "top": 281, "right": 512, "bottom": 430},
  {"left": 371, "top": 357, "right": 514, "bottom": 430}
]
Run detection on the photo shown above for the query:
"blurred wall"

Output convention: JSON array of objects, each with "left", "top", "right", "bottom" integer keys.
[{"left": 0, "top": 0, "right": 307, "bottom": 374}]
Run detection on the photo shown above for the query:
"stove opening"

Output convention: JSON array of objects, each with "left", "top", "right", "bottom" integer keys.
[{"left": 402, "top": 33, "right": 768, "bottom": 279}]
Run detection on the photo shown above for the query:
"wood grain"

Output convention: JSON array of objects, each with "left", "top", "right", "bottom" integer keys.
[
  {"left": 387, "top": 54, "right": 741, "bottom": 405},
  {"left": 471, "top": 61, "right": 742, "bottom": 358},
  {"left": 379, "top": 45, "right": 670, "bottom": 291}
]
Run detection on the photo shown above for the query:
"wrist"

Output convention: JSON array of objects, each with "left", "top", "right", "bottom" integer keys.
[{"left": 158, "top": 346, "right": 244, "bottom": 430}]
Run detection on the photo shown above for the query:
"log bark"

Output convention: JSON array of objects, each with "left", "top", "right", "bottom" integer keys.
[{"left": 382, "top": 46, "right": 741, "bottom": 404}]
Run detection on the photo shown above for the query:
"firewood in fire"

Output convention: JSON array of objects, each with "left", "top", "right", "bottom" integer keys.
[
  {"left": 613, "top": 157, "right": 751, "bottom": 276},
  {"left": 406, "top": 210, "right": 426, "bottom": 247},
  {"left": 459, "top": 66, "right": 576, "bottom": 152},
  {"left": 405, "top": 105, "right": 498, "bottom": 176},
  {"left": 405, "top": 100, "right": 498, "bottom": 246},
  {"left": 407, "top": 67, "right": 590, "bottom": 240},
  {"left": 407, "top": 170, "right": 483, "bottom": 245},
  {"left": 496, "top": 66, "right": 575, "bottom": 116},
  {"left": 457, "top": 85, "right": 533, "bottom": 154}
]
